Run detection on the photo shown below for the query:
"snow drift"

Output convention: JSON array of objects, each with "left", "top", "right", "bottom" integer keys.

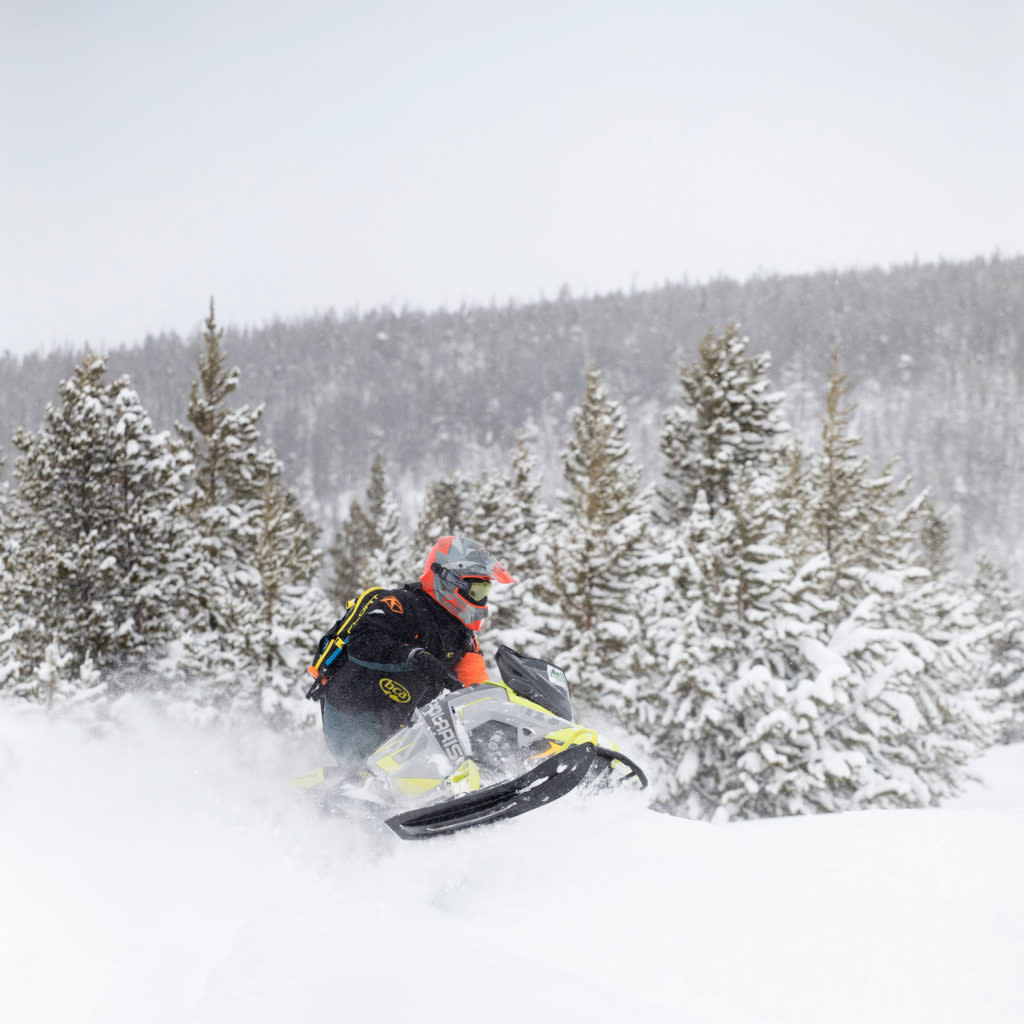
[{"left": 2, "top": 698, "right": 1022, "bottom": 1024}]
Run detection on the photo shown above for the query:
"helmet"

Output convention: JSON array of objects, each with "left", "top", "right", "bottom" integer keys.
[{"left": 419, "top": 535, "right": 515, "bottom": 630}]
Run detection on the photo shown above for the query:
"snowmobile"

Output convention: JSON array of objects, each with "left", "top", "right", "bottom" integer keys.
[{"left": 296, "top": 645, "right": 648, "bottom": 840}]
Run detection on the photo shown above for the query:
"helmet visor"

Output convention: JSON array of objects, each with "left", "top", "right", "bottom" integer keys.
[{"left": 465, "top": 579, "right": 492, "bottom": 603}]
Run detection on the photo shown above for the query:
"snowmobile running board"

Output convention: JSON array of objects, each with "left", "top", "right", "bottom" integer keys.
[{"left": 385, "top": 742, "right": 598, "bottom": 840}]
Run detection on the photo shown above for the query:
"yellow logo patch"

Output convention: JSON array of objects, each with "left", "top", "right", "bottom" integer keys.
[{"left": 379, "top": 677, "right": 411, "bottom": 703}]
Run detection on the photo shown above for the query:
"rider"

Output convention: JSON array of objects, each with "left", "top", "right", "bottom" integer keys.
[{"left": 316, "top": 535, "right": 515, "bottom": 778}]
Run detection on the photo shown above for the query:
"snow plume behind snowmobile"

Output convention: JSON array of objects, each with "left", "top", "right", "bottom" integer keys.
[{"left": 297, "top": 646, "right": 647, "bottom": 839}]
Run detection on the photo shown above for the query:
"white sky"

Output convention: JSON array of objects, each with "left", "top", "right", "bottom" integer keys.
[{"left": 2, "top": 0, "right": 1022, "bottom": 356}]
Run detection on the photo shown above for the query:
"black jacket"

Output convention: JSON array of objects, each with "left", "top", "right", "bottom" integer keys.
[{"left": 324, "top": 583, "right": 479, "bottom": 734}]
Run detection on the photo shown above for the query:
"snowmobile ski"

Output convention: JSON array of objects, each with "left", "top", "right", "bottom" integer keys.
[
  {"left": 592, "top": 746, "right": 649, "bottom": 789},
  {"left": 385, "top": 742, "right": 598, "bottom": 840}
]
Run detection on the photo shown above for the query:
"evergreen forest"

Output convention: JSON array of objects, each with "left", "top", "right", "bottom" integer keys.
[{"left": 1, "top": 255, "right": 1022, "bottom": 822}]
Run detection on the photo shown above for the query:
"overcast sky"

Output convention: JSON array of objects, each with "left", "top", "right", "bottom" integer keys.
[{"left": 2, "top": 0, "right": 1021, "bottom": 356}]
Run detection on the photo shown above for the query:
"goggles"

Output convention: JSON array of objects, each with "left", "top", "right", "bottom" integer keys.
[
  {"left": 463, "top": 578, "right": 492, "bottom": 603},
  {"left": 432, "top": 562, "right": 493, "bottom": 605}
]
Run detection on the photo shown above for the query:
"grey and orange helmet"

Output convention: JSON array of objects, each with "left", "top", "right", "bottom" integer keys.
[{"left": 419, "top": 535, "right": 515, "bottom": 630}]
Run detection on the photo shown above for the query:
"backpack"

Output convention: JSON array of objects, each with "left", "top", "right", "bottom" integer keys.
[{"left": 304, "top": 586, "right": 384, "bottom": 701}]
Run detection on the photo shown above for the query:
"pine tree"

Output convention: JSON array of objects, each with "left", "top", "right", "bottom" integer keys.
[
  {"left": 550, "top": 366, "right": 653, "bottom": 721},
  {"left": 2, "top": 354, "right": 198, "bottom": 699},
  {"left": 783, "top": 354, "right": 998, "bottom": 811},
  {"left": 0, "top": 452, "right": 9, "bottom": 607},
  {"left": 328, "top": 453, "right": 409, "bottom": 602},
  {"left": 646, "top": 332, "right": 827, "bottom": 820},
  {"left": 917, "top": 496, "right": 954, "bottom": 578},
  {"left": 327, "top": 497, "right": 376, "bottom": 604},
  {"left": 462, "top": 431, "right": 548, "bottom": 656},
  {"left": 460, "top": 469, "right": 505, "bottom": 554},
  {"left": 973, "top": 553, "right": 1024, "bottom": 741},
  {"left": 18, "top": 642, "right": 104, "bottom": 708},
  {"left": 412, "top": 475, "right": 471, "bottom": 558},
  {"left": 175, "top": 301, "right": 323, "bottom": 721},
  {"left": 643, "top": 344, "right": 999, "bottom": 821},
  {"left": 0, "top": 454, "right": 27, "bottom": 697},
  {"left": 774, "top": 440, "right": 817, "bottom": 564},
  {"left": 247, "top": 472, "right": 331, "bottom": 729},
  {"left": 644, "top": 499, "right": 998, "bottom": 819},
  {"left": 179, "top": 300, "right": 277, "bottom": 511},
  {"left": 176, "top": 300, "right": 280, "bottom": 634},
  {"left": 362, "top": 454, "right": 409, "bottom": 586},
  {"left": 641, "top": 475, "right": 837, "bottom": 821},
  {"left": 807, "top": 350, "right": 919, "bottom": 621},
  {"left": 812, "top": 588, "right": 998, "bottom": 810},
  {"left": 659, "top": 324, "right": 786, "bottom": 524},
  {"left": 0, "top": 451, "right": 6, "bottom": 538}
]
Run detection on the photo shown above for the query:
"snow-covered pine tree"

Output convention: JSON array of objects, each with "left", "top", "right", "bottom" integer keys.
[
  {"left": 918, "top": 496, "right": 954, "bottom": 578},
  {"left": 411, "top": 475, "right": 471, "bottom": 558},
  {"left": 806, "top": 588, "right": 997, "bottom": 810},
  {"left": 645, "top": 331, "right": 835, "bottom": 820},
  {"left": 362, "top": 454, "right": 409, "bottom": 587},
  {"left": 641, "top": 467, "right": 840, "bottom": 821},
  {"left": 19, "top": 643, "right": 104, "bottom": 708},
  {"left": 326, "top": 497, "right": 375, "bottom": 604},
  {"left": 0, "top": 451, "right": 9, "bottom": 603},
  {"left": 179, "top": 300, "right": 279, "bottom": 513},
  {"left": 550, "top": 366, "right": 653, "bottom": 722},
  {"left": 808, "top": 349, "right": 918, "bottom": 621},
  {"left": 2, "top": 354, "right": 197, "bottom": 700},
  {"left": 175, "top": 300, "right": 279, "bottom": 636},
  {"left": 175, "top": 301, "right": 323, "bottom": 721},
  {"left": 248, "top": 471, "right": 331, "bottom": 730},
  {"left": 774, "top": 440, "right": 818, "bottom": 564},
  {"left": 462, "top": 431, "right": 548, "bottom": 656},
  {"left": 643, "top": 484, "right": 995, "bottom": 818},
  {"left": 460, "top": 469, "right": 504, "bottom": 553},
  {"left": 897, "top": 497, "right": 1003, "bottom": 764},
  {"left": 0, "top": 451, "right": 6, "bottom": 541},
  {"left": 780, "top": 350, "right": 1000, "bottom": 810},
  {"left": 328, "top": 453, "right": 408, "bottom": 602},
  {"left": 973, "top": 553, "right": 1024, "bottom": 742},
  {"left": 0, "top": 454, "right": 26, "bottom": 697},
  {"left": 642, "top": 336, "right": 997, "bottom": 821},
  {"left": 659, "top": 324, "right": 786, "bottom": 524}
]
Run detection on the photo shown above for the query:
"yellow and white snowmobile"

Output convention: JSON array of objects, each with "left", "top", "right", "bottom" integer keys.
[{"left": 296, "top": 646, "right": 647, "bottom": 840}]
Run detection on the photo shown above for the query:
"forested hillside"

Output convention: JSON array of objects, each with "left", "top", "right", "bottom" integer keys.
[
  {"left": 1, "top": 254, "right": 1021, "bottom": 577},
  {"left": 3, "top": 302, "right": 1022, "bottom": 820}
]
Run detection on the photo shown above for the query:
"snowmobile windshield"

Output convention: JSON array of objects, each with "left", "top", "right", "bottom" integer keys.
[{"left": 494, "top": 646, "right": 574, "bottom": 722}]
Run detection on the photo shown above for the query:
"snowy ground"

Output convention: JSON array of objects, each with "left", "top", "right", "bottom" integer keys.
[{"left": 2, "top": 699, "right": 1022, "bottom": 1024}]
